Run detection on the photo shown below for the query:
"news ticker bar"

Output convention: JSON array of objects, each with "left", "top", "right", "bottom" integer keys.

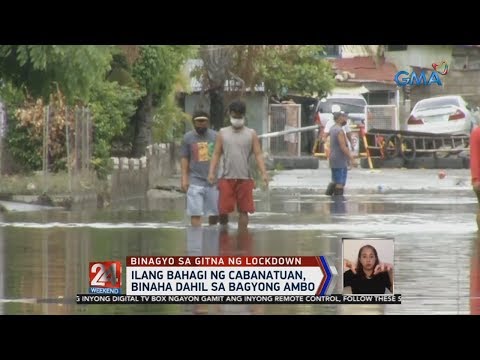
[{"left": 76, "top": 294, "right": 402, "bottom": 305}]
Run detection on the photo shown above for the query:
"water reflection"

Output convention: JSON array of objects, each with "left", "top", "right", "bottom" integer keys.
[
  {"left": 185, "top": 226, "right": 263, "bottom": 315},
  {"left": 330, "top": 195, "right": 347, "bottom": 215},
  {"left": 0, "top": 188, "right": 479, "bottom": 314}
]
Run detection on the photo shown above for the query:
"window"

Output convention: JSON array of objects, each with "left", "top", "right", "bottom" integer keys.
[
  {"left": 323, "top": 45, "right": 341, "bottom": 58},
  {"left": 414, "top": 97, "right": 460, "bottom": 111}
]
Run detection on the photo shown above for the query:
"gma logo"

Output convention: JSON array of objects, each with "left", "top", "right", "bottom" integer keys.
[
  {"left": 394, "top": 61, "right": 448, "bottom": 87},
  {"left": 394, "top": 70, "right": 443, "bottom": 87}
]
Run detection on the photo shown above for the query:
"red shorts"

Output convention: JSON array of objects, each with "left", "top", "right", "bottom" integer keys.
[{"left": 217, "top": 178, "right": 255, "bottom": 214}]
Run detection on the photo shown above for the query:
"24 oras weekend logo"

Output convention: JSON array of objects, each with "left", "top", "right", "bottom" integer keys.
[{"left": 89, "top": 261, "right": 122, "bottom": 294}]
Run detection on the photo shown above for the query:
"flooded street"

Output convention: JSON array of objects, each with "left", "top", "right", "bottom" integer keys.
[{"left": 0, "top": 168, "right": 479, "bottom": 315}]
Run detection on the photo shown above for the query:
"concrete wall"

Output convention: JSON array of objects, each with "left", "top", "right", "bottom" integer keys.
[
  {"left": 385, "top": 45, "right": 480, "bottom": 111},
  {"left": 185, "top": 94, "right": 209, "bottom": 122},
  {"left": 109, "top": 156, "right": 149, "bottom": 200},
  {"left": 340, "top": 45, "right": 379, "bottom": 58},
  {"left": 407, "top": 70, "right": 480, "bottom": 108},
  {"left": 145, "top": 143, "right": 181, "bottom": 189},
  {"left": 385, "top": 45, "right": 453, "bottom": 72},
  {"left": 109, "top": 143, "right": 181, "bottom": 200}
]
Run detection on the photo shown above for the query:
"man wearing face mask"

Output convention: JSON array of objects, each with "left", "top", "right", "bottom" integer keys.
[
  {"left": 208, "top": 100, "right": 269, "bottom": 229},
  {"left": 180, "top": 110, "right": 225, "bottom": 227},
  {"left": 327, "top": 110, "right": 357, "bottom": 196},
  {"left": 323, "top": 104, "right": 354, "bottom": 153}
]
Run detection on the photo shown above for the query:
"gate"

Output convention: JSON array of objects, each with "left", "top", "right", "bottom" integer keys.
[
  {"left": 268, "top": 104, "right": 302, "bottom": 156},
  {"left": 42, "top": 105, "right": 93, "bottom": 193},
  {"left": 365, "top": 105, "right": 399, "bottom": 132}
]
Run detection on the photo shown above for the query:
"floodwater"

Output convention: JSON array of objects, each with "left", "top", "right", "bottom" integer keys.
[{"left": 0, "top": 187, "right": 479, "bottom": 315}]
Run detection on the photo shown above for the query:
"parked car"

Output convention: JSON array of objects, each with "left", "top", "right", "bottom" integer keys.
[
  {"left": 313, "top": 93, "right": 368, "bottom": 128},
  {"left": 406, "top": 95, "right": 479, "bottom": 135},
  {"left": 310, "top": 93, "right": 367, "bottom": 154}
]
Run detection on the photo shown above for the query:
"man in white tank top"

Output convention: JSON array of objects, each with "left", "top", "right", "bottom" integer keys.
[{"left": 208, "top": 100, "right": 269, "bottom": 229}]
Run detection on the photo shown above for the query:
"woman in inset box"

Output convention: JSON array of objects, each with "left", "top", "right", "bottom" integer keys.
[{"left": 343, "top": 244, "right": 393, "bottom": 294}]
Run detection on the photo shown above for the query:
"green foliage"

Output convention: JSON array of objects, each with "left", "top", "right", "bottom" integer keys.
[
  {"left": 226, "top": 45, "right": 335, "bottom": 98},
  {"left": 0, "top": 45, "right": 113, "bottom": 102},
  {"left": 4, "top": 113, "right": 42, "bottom": 172},
  {"left": 151, "top": 67, "right": 192, "bottom": 143},
  {"left": 0, "top": 84, "right": 40, "bottom": 173},
  {"left": 132, "top": 46, "right": 196, "bottom": 95},
  {"left": 152, "top": 90, "right": 190, "bottom": 143},
  {"left": 0, "top": 82, "right": 25, "bottom": 108},
  {"left": 128, "top": 46, "right": 197, "bottom": 154},
  {"left": 0, "top": 45, "right": 199, "bottom": 177},
  {"left": 89, "top": 81, "right": 144, "bottom": 177},
  {"left": 252, "top": 45, "right": 335, "bottom": 97}
]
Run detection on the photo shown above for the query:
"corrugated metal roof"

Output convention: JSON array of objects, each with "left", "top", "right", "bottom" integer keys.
[
  {"left": 332, "top": 56, "right": 397, "bottom": 84},
  {"left": 184, "top": 59, "right": 265, "bottom": 93}
]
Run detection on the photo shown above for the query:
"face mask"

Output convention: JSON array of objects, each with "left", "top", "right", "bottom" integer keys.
[
  {"left": 230, "top": 117, "right": 245, "bottom": 128},
  {"left": 195, "top": 127, "right": 207, "bottom": 135}
]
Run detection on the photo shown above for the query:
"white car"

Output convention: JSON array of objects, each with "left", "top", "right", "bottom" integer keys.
[
  {"left": 407, "top": 95, "right": 478, "bottom": 135},
  {"left": 313, "top": 93, "right": 367, "bottom": 128}
]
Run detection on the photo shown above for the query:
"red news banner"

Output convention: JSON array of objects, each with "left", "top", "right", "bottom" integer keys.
[{"left": 77, "top": 256, "right": 401, "bottom": 304}]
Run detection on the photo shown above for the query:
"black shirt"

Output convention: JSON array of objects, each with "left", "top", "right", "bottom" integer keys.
[{"left": 343, "top": 270, "right": 392, "bottom": 294}]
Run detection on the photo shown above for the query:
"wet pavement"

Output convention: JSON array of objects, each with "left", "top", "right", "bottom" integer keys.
[{"left": 0, "top": 167, "right": 479, "bottom": 315}]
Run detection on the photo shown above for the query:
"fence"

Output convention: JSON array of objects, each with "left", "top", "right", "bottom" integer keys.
[
  {"left": 364, "top": 105, "right": 399, "bottom": 132},
  {"left": 109, "top": 143, "right": 181, "bottom": 202},
  {"left": 41, "top": 106, "right": 93, "bottom": 194},
  {"left": 267, "top": 104, "right": 302, "bottom": 156}
]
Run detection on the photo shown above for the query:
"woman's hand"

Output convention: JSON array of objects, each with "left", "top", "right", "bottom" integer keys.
[
  {"left": 373, "top": 262, "right": 393, "bottom": 275},
  {"left": 344, "top": 259, "right": 357, "bottom": 274}
]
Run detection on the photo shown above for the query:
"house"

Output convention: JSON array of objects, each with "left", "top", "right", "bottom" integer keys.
[
  {"left": 331, "top": 56, "right": 398, "bottom": 105},
  {"left": 318, "top": 45, "right": 399, "bottom": 105},
  {"left": 384, "top": 45, "right": 480, "bottom": 108},
  {"left": 325, "top": 45, "right": 480, "bottom": 124}
]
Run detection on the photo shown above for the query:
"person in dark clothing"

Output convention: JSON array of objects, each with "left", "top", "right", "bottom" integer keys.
[
  {"left": 325, "top": 110, "right": 357, "bottom": 196},
  {"left": 343, "top": 244, "right": 394, "bottom": 294},
  {"left": 180, "top": 110, "right": 227, "bottom": 226}
]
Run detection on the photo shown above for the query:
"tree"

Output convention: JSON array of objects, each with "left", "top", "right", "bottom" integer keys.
[
  {"left": 0, "top": 46, "right": 148, "bottom": 174},
  {"left": 199, "top": 45, "right": 232, "bottom": 130},
  {"left": 0, "top": 45, "right": 112, "bottom": 102},
  {"left": 128, "top": 45, "right": 196, "bottom": 157},
  {"left": 232, "top": 45, "right": 335, "bottom": 98},
  {"left": 195, "top": 45, "right": 336, "bottom": 129},
  {"left": 0, "top": 45, "right": 196, "bottom": 173}
]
